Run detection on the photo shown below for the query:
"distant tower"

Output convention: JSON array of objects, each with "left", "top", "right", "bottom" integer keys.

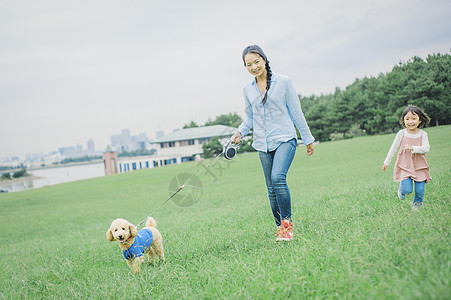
[
  {"left": 121, "top": 129, "right": 132, "bottom": 152},
  {"left": 156, "top": 123, "right": 164, "bottom": 139},
  {"left": 87, "top": 139, "right": 95, "bottom": 155},
  {"left": 121, "top": 129, "right": 131, "bottom": 143},
  {"left": 75, "top": 144, "right": 83, "bottom": 157},
  {"left": 156, "top": 130, "right": 164, "bottom": 139}
]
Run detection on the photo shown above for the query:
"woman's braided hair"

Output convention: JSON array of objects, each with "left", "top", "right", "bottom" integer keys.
[{"left": 242, "top": 45, "right": 272, "bottom": 105}]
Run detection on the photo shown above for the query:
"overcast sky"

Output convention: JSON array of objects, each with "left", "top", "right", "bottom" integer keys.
[{"left": 1, "top": 0, "right": 450, "bottom": 159}]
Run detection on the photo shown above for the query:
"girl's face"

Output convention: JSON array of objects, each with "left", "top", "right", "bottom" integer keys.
[
  {"left": 244, "top": 53, "right": 266, "bottom": 78},
  {"left": 403, "top": 111, "right": 421, "bottom": 132}
]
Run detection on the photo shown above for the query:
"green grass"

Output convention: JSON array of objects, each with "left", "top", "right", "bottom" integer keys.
[{"left": 1, "top": 126, "right": 450, "bottom": 299}]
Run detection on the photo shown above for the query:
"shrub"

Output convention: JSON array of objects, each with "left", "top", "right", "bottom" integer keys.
[
  {"left": 1, "top": 173, "right": 11, "bottom": 180},
  {"left": 12, "top": 169, "right": 28, "bottom": 178}
]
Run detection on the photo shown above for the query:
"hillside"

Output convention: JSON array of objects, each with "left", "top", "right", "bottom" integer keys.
[{"left": 0, "top": 126, "right": 450, "bottom": 299}]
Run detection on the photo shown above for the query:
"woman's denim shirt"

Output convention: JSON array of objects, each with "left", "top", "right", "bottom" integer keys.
[{"left": 238, "top": 73, "right": 315, "bottom": 152}]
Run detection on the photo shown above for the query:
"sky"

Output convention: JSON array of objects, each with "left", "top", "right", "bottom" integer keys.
[{"left": 1, "top": 0, "right": 450, "bottom": 159}]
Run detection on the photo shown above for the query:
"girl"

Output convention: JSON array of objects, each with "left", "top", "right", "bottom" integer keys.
[
  {"left": 382, "top": 105, "right": 431, "bottom": 210},
  {"left": 231, "top": 45, "right": 315, "bottom": 241}
]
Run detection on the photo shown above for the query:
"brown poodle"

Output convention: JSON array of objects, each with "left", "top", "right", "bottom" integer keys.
[{"left": 106, "top": 217, "right": 165, "bottom": 273}]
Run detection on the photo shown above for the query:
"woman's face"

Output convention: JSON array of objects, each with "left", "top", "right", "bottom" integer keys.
[{"left": 244, "top": 53, "right": 266, "bottom": 78}]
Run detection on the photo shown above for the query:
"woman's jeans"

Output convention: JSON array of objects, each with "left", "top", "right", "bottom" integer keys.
[
  {"left": 258, "top": 138, "right": 297, "bottom": 226},
  {"left": 400, "top": 178, "right": 426, "bottom": 203}
]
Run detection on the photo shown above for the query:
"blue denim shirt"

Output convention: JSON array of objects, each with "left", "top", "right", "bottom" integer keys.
[{"left": 238, "top": 73, "right": 315, "bottom": 152}]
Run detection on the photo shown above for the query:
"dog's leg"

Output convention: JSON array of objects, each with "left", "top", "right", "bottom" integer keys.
[
  {"left": 126, "top": 259, "right": 135, "bottom": 273},
  {"left": 134, "top": 257, "right": 144, "bottom": 273},
  {"left": 127, "top": 257, "right": 144, "bottom": 274},
  {"left": 153, "top": 240, "right": 165, "bottom": 263},
  {"left": 147, "top": 248, "right": 156, "bottom": 265}
]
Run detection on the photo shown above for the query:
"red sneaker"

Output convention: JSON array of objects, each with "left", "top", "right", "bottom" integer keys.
[
  {"left": 276, "top": 219, "right": 293, "bottom": 241},
  {"left": 276, "top": 226, "right": 284, "bottom": 241}
]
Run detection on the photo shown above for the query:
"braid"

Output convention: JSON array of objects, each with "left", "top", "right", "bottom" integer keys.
[{"left": 262, "top": 60, "right": 272, "bottom": 105}]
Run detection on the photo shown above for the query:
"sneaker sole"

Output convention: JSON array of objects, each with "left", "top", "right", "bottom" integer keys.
[{"left": 276, "top": 237, "right": 293, "bottom": 242}]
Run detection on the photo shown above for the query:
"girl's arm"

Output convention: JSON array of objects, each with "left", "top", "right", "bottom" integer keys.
[
  {"left": 285, "top": 78, "right": 315, "bottom": 146},
  {"left": 383, "top": 131, "right": 403, "bottom": 166},
  {"left": 412, "top": 131, "right": 430, "bottom": 154}
]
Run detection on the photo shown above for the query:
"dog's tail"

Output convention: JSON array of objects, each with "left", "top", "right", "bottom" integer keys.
[{"left": 146, "top": 217, "right": 157, "bottom": 228}]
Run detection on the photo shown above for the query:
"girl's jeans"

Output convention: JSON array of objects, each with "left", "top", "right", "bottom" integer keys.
[
  {"left": 258, "top": 138, "right": 297, "bottom": 226},
  {"left": 400, "top": 178, "right": 426, "bottom": 203}
]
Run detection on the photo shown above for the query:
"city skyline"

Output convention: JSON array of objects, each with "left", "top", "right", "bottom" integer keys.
[{"left": 0, "top": 128, "right": 158, "bottom": 162}]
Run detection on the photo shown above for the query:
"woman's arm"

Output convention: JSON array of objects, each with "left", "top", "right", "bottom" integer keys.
[
  {"left": 237, "top": 92, "right": 253, "bottom": 139},
  {"left": 285, "top": 78, "right": 315, "bottom": 146}
]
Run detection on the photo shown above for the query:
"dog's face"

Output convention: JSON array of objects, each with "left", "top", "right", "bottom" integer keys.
[{"left": 106, "top": 218, "right": 138, "bottom": 243}]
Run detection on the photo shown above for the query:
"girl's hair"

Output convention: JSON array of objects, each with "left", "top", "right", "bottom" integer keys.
[
  {"left": 242, "top": 45, "right": 272, "bottom": 105},
  {"left": 400, "top": 105, "right": 431, "bottom": 128}
]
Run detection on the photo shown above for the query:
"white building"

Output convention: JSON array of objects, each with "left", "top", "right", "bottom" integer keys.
[
  {"left": 151, "top": 124, "right": 236, "bottom": 162},
  {"left": 111, "top": 125, "right": 237, "bottom": 174}
]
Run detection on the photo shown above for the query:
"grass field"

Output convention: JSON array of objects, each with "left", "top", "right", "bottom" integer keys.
[{"left": 1, "top": 126, "right": 450, "bottom": 299}]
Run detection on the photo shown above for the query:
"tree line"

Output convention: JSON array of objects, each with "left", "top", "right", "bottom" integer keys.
[{"left": 300, "top": 52, "right": 451, "bottom": 141}]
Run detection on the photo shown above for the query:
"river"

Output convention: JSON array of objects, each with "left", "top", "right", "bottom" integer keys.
[{"left": 0, "top": 163, "right": 105, "bottom": 193}]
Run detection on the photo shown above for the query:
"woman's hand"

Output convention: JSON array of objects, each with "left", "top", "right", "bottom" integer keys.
[
  {"left": 306, "top": 143, "right": 314, "bottom": 156},
  {"left": 382, "top": 164, "right": 388, "bottom": 171},
  {"left": 231, "top": 132, "right": 242, "bottom": 144}
]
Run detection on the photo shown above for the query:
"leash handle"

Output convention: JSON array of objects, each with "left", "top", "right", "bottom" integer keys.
[{"left": 223, "top": 140, "right": 242, "bottom": 160}]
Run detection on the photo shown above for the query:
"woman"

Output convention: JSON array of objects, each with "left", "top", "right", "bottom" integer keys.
[{"left": 231, "top": 45, "right": 315, "bottom": 241}]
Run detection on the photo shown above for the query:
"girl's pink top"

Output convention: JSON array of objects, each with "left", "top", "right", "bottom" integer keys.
[{"left": 394, "top": 130, "right": 431, "bottom": 183}]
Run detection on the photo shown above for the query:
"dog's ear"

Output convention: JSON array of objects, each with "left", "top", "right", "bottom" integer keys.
[
  {"left": 106, "top": 228, "right": 115, "bottom": 241},
  {"left": 129, "top": 224, "right": 138, "bottom": 238}
]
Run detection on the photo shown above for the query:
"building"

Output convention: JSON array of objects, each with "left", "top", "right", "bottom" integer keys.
[
  {"left": 110, "top": 129, "right": 150, "bottom": 152},
  {"left": 58, "top": 144, "right": 84, "bottom": 158},
  {"left": 150, "top": 124, "right": 237, "bottom": 164},
  {"left": 87, "top": 139, "right": 96, "bottom": 156},
  {"left": 104, "top": 125, "right": 237, "bottom": 174},
  {"left": 58, "top": 139, "right": 99, "bottom": 159},
  {"left": 103, "top": 152, "right": 118, "bottom": 175}
]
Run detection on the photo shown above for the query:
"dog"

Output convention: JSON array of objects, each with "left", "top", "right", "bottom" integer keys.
[{"left": 106, "top": 217, "right": 165, "bottom": 273}]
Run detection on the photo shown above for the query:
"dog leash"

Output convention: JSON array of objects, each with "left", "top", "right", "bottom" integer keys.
[{"left": 135, "top": 140, "right": 241, "bottom": 228}]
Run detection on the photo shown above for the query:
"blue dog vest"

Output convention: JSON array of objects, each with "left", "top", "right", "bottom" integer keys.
[{"left": 122, "top": 228, "right": 153, "bottom": 260}]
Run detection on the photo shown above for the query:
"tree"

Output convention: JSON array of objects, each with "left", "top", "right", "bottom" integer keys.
[
  {"left": 1, "top": 173, "right": 11, "bottom": 180},
  {"left": 329, "top": 88, "right": 354, "bottom": 139},
  {"left": 205, "top": 112, "right": 242, "bottom": 128},
  {"left": 183, "top": 121, "right": 199, "bottom": 128},
  {"left": 12, "top": 169, "right": 28, "bottom": 178},
  {"left": 424, "top": 53, "right": 451, "bottom": 126},
  {"left": 301, "top": 94, "right": 335, "bottom": 142},
  {"left": 201, "top": 138, "right": 223, "bottom": 158}
]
